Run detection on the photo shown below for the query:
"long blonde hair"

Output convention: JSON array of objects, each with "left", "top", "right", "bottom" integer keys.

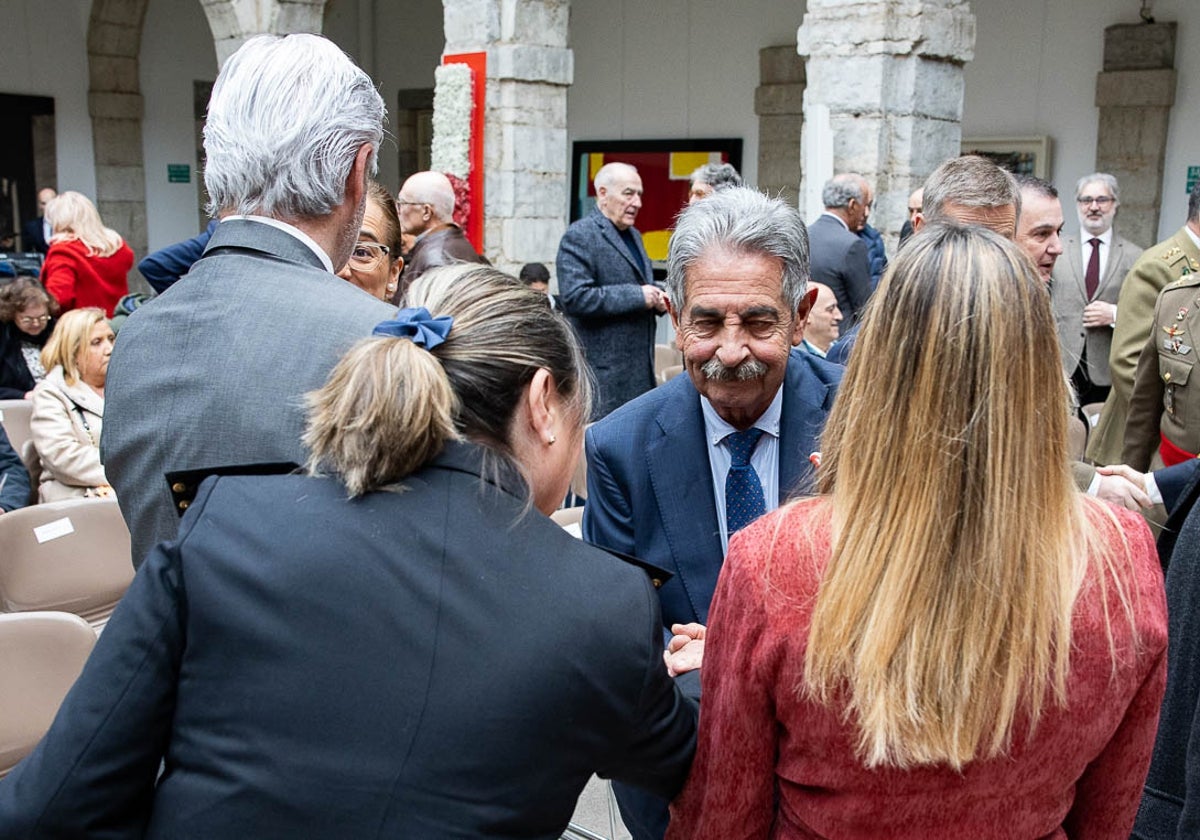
[
  {"left": 45, "top": 192, "right": 124, "bottom": 257},
  {"left": 804, "top": 224, "right": 1131, "bottom": 770}
]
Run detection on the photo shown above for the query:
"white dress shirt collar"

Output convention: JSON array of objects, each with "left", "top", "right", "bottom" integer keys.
[{"left": 221, "top": 215, "right": 334, "bottom": 273}]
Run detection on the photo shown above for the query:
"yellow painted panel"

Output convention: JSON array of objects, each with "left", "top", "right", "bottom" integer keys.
[
  {"left": 669, "top": 151, "right": 716, "bottom": 180},
  {"left": 642, "top": 229, "right": 672, "bottom": 262},
  {"left": 589, "top": 153, "right": 606, "bottom": 181}
]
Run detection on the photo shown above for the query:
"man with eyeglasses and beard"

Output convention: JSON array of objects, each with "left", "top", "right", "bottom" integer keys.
[
  {"left": 582, "top": 187, "right": 842, "bottom": 840},
  {"left": 1050, "top": 173, "right": 1140, "bottom": 408}
]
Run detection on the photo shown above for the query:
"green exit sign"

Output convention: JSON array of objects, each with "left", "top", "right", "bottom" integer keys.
[
  {"left": 167, "top": 164, "right": 191, "bottom": 184},
  {"left": 1188, "top": 166, "right": 1200, "bottom": 194}
]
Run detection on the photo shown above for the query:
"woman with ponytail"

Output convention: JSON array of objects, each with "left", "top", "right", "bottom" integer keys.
[{"left": 0, "top": 264, "right": 697, "bottom": 838}]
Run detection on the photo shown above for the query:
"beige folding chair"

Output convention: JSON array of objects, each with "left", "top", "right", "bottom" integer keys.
[
  {"left": 658, "top": 364, "right": 684, "bottom": 385},
  {"left": 0, "top": 399, "right": 33, "bottom": 456},
  {"left": 0, "top": 498, "right": 135, "bottom": 632},
  {"left": 654, "top": 344, "right": 681, "bottom": 382},
  {"left": 0, "top": 611, "right": 96, "bottom": 778},
  {"left": 1068, "top": 415, "right": 1088, "bottom": 462}
]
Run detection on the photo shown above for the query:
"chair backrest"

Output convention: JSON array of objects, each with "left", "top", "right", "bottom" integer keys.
[
  {"left": 658, "top": 364, "right": 684, "bottom": 385},
  {"left": 19, "top": 438, "right": 41, "bottom": 506},
  {"left": 0, "top": 399, "right": 33, "bottom": 457},
  {"left": 1067, "top": 415, "right": 1088, "bottom": 462},
  {"left": 551, "top": 506, "right": 584, "bottom": 529},
  {"left": 0, "top": 611, "right": 96, "bottom": 777},
  {"left": 654, "top": 343, "right": 682, "bottom": 381},
  {"left": 0, "top": 498, "right": 134, "bottom": 631}
]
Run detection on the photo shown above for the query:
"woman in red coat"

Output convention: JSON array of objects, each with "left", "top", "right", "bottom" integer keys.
[
  {"left": 40, "top": 191, "right": 133, "bottom": 317},
  {"left": 667, "top": 224, "right": 1168, "bottom": 840}
]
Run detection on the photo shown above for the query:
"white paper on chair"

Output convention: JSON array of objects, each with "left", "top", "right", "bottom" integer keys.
[{"left": 34, "top": 517, "right": 75, "bottom": 543}]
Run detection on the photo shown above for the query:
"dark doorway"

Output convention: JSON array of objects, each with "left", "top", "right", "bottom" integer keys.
[{"left": 0, "top": 93, "right": 56, "bottom": 251}]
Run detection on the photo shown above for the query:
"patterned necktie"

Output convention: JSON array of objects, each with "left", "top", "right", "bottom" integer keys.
[
  {"left": 725, "top": 428, "right": 766, "bottom": 536},
  {"left": 1085, "top": 238, "right": 1101, "bottom": 299}
]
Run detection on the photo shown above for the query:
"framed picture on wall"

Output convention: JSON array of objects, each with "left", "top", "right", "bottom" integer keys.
[
  {"left": 569, "top": 138, "right": 743, "bottom": 263},
  {"left": 961, "top": 136, "right": 1053, "bottom": 179}
]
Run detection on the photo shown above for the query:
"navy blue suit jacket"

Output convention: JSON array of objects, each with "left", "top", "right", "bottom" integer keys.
[
  {"left": 137, "top": 220, "right": 218, "bottom": 294},
  {"left": 583, "top": 350, "right": 842, "bottom": 633}
]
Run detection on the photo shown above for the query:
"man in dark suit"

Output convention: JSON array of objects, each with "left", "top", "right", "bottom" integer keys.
[
  {"left": 807, "top": 173, "right": 872, "bottom": 326},
  {"left": 584, "top": 187, "right": 842, "bottom": 839},
  {"left": 101, "top": 33, "right": 396, "bottom": 566},
  {"left": 557, "top": 162, "right": 666, "bottom": 419},
  {"left": 1050, "top": 173, "right": 1141, "bottom": 408},
  {"left": 20, "top": 188, "right": 55, "bottom": 255}
]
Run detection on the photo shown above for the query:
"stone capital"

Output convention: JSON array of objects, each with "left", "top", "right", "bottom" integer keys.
[{"left": 797, "top": 0, "right": 974, "bottom": 64}]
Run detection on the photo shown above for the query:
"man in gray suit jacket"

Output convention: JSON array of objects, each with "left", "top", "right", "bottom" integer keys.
[
  {"left": 557, "top": 162, "right": 666, "bottom": 419},
  {"left": 807, "top": 174, "right": 873, "bottom": 327},
  {"left": 101, "top": 34, "right": 396, "bottom": 566},
  {"left": 1050, "top": 173, "right": 1141, "bottom": 407}
]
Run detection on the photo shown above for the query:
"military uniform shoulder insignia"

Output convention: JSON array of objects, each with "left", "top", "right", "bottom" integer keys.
[{"left": 1160, "top": 246, "right": 1183, "bottom": 261}]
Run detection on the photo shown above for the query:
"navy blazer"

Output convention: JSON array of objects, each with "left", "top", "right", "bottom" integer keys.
[
  {"left": 0, "top": 424, "right": 30, "bottom": 511},
  {"left": 556, "top": 209, "right": 657, "bottom": 419},
  {"left": 0, "top": 443, "right": 697, "bottom": 838},
  {"left": 808, "top": 214, "right": 872, "bottom": 327},
  {"left": 583, "top": 350, "right": 842, "bottom": 632},
  {"left": 137, "top": 219, "right": 218, "bottom": 294}
]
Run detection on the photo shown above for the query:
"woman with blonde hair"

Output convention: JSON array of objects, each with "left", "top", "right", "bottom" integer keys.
[
  {"left": 667, "top": 224, "right": 1167, "bottom": 839},
  {"left": 40, "top": 191, "right": 133, "bottom": 316},
  {"left": 0, "top": 265, "right": 696, "bottom": 837},
  {"left": 29, "top": 307, "right": 115, "bottom": 500}
]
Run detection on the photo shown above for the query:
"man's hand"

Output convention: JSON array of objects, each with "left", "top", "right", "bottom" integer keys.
[
  {"left": 642, "top": 284, "right": 667, "bottom": 313},
  {"left": 1082, "top": 301, "right": 1117, "bottom": 328},
  {"left": 1094, "top": 466, "right": 1152, "bottom": 510},
  {"left": 664, "top": 622, "right": 706, "bottom": 677}
]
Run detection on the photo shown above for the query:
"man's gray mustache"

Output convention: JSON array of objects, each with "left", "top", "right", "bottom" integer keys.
[{"left": 701, "top": 357, "right": 768, "bottom": 381}]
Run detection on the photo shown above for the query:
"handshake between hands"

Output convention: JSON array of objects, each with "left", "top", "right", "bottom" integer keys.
[{"left": 664, "top": 623, "right": 706, "bottom": 677}]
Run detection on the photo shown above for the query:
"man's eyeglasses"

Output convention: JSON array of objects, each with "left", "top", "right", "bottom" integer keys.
[
  {"left": 1077, "top": 196, "right": 1116, "bottom": 207},
  {"left": 348, "top": 242, "right": 390, "bottom": 270},
  {"left": 16, "top": 314, "right": 50, "bottom": 327}
]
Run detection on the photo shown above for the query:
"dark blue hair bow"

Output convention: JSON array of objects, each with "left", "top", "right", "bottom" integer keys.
[{"left": 372, "top": 307, "right": 454, "bottom": 350}]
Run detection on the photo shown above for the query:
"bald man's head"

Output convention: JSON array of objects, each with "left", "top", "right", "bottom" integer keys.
[{"left": 396, "top": 171, "right": 456, "bottom": 236}]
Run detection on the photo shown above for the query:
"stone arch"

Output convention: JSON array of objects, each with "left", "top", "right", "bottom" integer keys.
[
  {"left": 85, "top": 0, "right": 328, "bottom": 275},
  {"left": 86, "top": 0, "right": 152, "bottom": 262}
]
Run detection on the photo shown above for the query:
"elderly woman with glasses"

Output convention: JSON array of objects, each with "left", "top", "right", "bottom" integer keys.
[
  {"left": 335, "top": 180, "right": 403, "bottom": 301},
  {"left": 0, "top": 276, "right": 59, "bottom": 400},
  {"left": 0, "top": 264, "right": 697, "bottom": 838}
]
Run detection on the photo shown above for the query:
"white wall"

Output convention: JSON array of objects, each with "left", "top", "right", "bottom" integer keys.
[
  {"left": 567, "top": 0, "right": 806, "bottom": 190},
  {"left": 140, "top": 0, "right": 218, "bottom": 250},
  {"left": 0, "top": 0, "right": 96, "bottom": 198},
  {"left": 964, "top": 0, "right": 1198, "bottom": 244},
  {"left": 324, "top": 0, "right": 445, "bottom": 194}
]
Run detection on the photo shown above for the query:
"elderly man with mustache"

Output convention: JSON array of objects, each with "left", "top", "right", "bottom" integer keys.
[{"left": 582, "top": 186, "right": 843, "bottom": 840}]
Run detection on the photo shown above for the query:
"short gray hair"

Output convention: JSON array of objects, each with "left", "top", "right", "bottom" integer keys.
[
  {"left": 203, "top": 34, "right": 385, "bottom": 219},
  {"left": 689, "top": 163, "right": 742, "bottom": 191},
  {"left": 922, "top": 156, "right": 1021, "bottom": 223},
  {"left": 594, "top": 162, "right": 638, "bottom": 192},
  {"left": 1075, "top": 172, "right": 1120, "bottom": 204},
  {"left": 667, "top": 187, "right": 809, "bottom": 312},
  {"left": 821, "top": 174, "right": 865, "bottom": 210},
  {"left": 402, "top": 171, "right": 456, "bottom": 221}
]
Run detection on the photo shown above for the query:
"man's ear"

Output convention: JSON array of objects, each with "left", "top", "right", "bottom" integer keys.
[
  {"left": 665, "top": 294, "right": 680, "bottom": 332},
  {"left": 912, "top": 211, "right": 925, "bottom": 232},
  {"left": 792, "top": 286, "right": 819, "bottom": 347},
  {"left": 345, "top": 143, "right": 373, "bottom": 211}
]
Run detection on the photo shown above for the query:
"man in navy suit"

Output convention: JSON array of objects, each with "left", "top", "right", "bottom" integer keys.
[
  {"left": 584, "top": 187, "right": 842, "bottom": 839},
  {"left": 807, "top": 173, "right": 873, "bottom": 326},
  {"left": 20, "top": 188, "right": 55, "bottom": 255},
  {"left": 557, "top": 162, "right": 666, "bottom": 419}
]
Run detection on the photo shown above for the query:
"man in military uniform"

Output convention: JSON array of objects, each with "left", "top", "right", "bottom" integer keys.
[
  {"left": 1089, "top": 180, "right": 1200, "bottom": 466},
  {"left": 1123, "top": 266, "right": 1200, "bottom": 472}
]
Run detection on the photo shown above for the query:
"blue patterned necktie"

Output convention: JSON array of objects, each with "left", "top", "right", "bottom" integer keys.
[{"left": 724, "top": 428, "right": 766, "bottom": 536}]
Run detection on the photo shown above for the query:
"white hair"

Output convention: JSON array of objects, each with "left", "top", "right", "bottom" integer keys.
[
  {"left": 203, "top": 34, "right": 386, "bottom": 219},
  {"left": 594, "top": 162, "right": 638, "bottom": 192}
]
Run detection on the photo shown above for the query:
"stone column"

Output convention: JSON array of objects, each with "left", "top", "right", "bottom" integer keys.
[
  {"left": 797, "top": 0, "right": 975, "bottom": 243},
  {"left": 1094, "top": 23, "right": 1176, "bottom": 249},
  {"left": 200, "top": 0, "right": 328, "bottom": 66},
  {"left": 87, "top": 0, "right": 150, "bottom": 272},
  {"left": 442, "top": 0, "right": 572, "bottom": 276},
  {"left": 756, "top": 46, "right": 806, "bottom": 208}
]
